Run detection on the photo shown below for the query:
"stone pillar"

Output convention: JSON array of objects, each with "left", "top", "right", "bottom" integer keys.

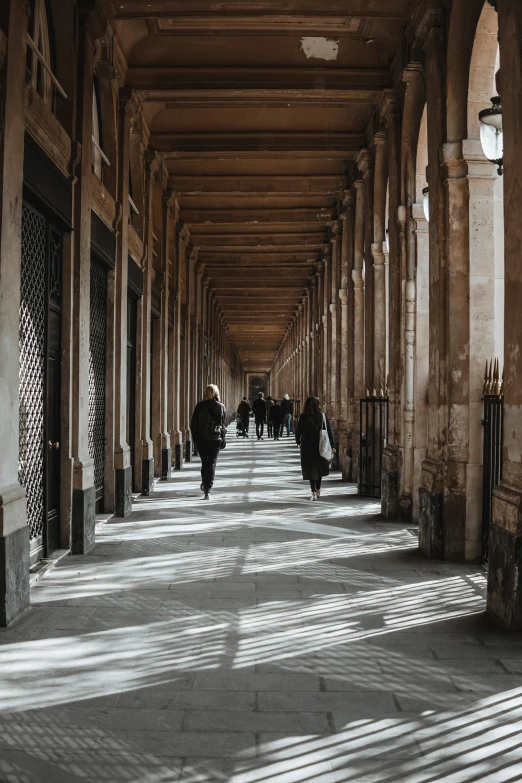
[
  {"left": 329, "top": 223, "right": 340, "bottom": 429},
  {"left": 487, "top": 0, "right": 522, "bottom": 628},
  {"left": 112, "top": 91, "right": 133, "bottom": 516},
  {"left": 419, "top": 20, "right": 448, "bottom": 557},
  {"left": 139, "top": 152, "right": 160, "bottom": 496},
  {"left": 339, "top": 191, "right": 355, "bottom": 479},
  {"left": 0, "top": 0, "right": 30, "bottom": 624},
  {"left": 315, "top": 260, "right": 324, "bottom": 398},
  {"left": 70, "top": 7, "right": 100, "bottom": 545},
  {"left": 359, "top": 151, "right": 375, "bottom": 394},
  {"left": 372, "top": 132, "right": 388, "bottom": 391},
  {"left": 159, "top": 190, "right": 175, "bottom": 479},
  {"left": 309, "top": 276, "right": 317, "bottom": 394},
  {"left": 351, "top": 177, "right": 366, "bottom": 481},
  {"left": 322, "top": 246, "right": 330, "bottom": 409},
  {"left": 380, "top": 91, "right": 403, "bottom": 520}
]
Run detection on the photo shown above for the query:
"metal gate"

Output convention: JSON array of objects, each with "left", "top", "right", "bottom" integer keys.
[
  {"left": 481, "top": 360, "right": 504, "bottom": 559},
  {"left": 19, "top": 202, "right": 63, "bottom": 560},
  {"left": 88, "top": 258, "right": 108, "bottom": 510},
  {"left": 359, "top": 395, "right": 388, "bottom": 498},
  {"left": 19, "top": 205, "right": 47, "bottom": 553}
]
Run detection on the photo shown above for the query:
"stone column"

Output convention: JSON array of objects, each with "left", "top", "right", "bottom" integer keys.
[
  {"left": 419, "top": 20, "right": 448, "bottom": 557},
  {"left": 315, "top": 260, "right": 324, "bottom": 398},
  {"left": 380, "top": 91, "right": 403, "bottom": 520},
  {"left": 322, "top": 246, "right": 330, "bottom": 409},
  {"left": 351, "top": 177, "right": 366, "bottom": 481},
  {"left": 112, "top": 91, "right": 133, "bottom": 516},
  {"left": 372, "top": 132, "right": 388, "bottom": 392},
  {"left": 159, "top": 190, "right": 175, "bottom": 479},
  {"left": 339, "top": 191, "right": 355, "bottom": 479},
  {"left": 359, "top": 151, "right": 375, "bottom": 394},
  {"left": 0, "top": 0, "right": 30, "bottom": 624},
  {"left": 70, "top": 7, "right": 100, "bottom": 543},
  {"left": 308, "top": 272, "right": 317, "bottom": 397},
  {"left": 487, "top": 0, "right": 522, "bottom": 628},
  {"left": 139, "top": 152, "right": 160, "bottom": 496},
  {"left": 329, "top": 223, "right": 340, "bottom": 429}
]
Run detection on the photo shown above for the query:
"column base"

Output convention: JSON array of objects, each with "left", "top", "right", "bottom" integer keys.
[
  {"left": 185, "top": 440, "right": 193, "bottom": 463},
  {"left": 174, "top": 443, "right": 184, "bottom": 471},
  {"left": 487, "top": 484, "right": 522, "bottom": 630},
  {"left": 419, "top": 460, "right": 443, "bottom": 558},
  {"left": 381, "top": 446, "right": 400, "bottom": 520},
  {"left": 0, "top": 525, "right": 30, "bottom": 627},
  {"left": 162, "top": 448, "right": 172, "bottom": 480},
  {"left": 72, "top": 485, "right": 96, "bottom": 555},
  {"left": 141, "top": 458, "right": 155, "bottom": 496},
  {"left": 115, "top": 466, "right": 132, "bottom": 518}
]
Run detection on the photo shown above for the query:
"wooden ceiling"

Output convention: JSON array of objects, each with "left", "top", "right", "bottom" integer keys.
[{"left": 114, "top": 0, "right": 411, "bottom": 371}]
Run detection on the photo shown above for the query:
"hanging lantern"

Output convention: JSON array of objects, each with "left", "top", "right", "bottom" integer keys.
[
  {"left": 479, "top": 96, "right": 503, "bottom": 175},
  {"left": 422, "top": 187, "right": 429, "bottom": 222}
]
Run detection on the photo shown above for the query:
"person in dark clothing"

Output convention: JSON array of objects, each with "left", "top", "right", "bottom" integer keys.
[
  {"left": 266, "top": 396, "right": 275, "bottom": 438},
  {"left": 237, "top": 396, "right": 251, "bottom": 437},
  {"left": 190, "top": 384, "right": 227, "bottom": 499},
  {"left": 295, "top": 396, "right": 334, "bottom": 500},
  {"left": 269, "top": 399, "right": 283, "bottom": 440},
  {"left": 252, "top": 391, "right": 267, "bottom": 440},
  {"left": 280, "top": 393, "right": 294, "bottom": 437}
]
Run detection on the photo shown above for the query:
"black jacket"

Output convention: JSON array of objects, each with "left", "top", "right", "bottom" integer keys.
[
  {"left": 281, "top": 398, "right": 293, "bottom": 415},
  {"left": 295, "top": 412, "right": 334, "bottom": 480},
  {"left": 237, "top": 400, "right": 251, "bottom": 419},
  {"left": 252, "top": 398, "right": 267, "bottom": 421},
  {"left": 190, "top": 399, "right": 226, "bottom": 443},
  {"left": 269, "top": 403, "right": 283, "bottom": 427}
]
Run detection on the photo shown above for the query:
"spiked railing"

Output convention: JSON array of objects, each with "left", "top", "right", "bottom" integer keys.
[{"left": 482, "top": 358, "right": 504, "bottom": 559}]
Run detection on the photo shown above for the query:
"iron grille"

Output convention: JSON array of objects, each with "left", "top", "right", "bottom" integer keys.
[
  {"left": 19, "top": 204, "right": 47, "bottom": 541},
  {"left": 482, "top": 395, "right": 504, "bottom": 559},
  {"left": 359, "top": 395, "right": 389, "bottom": 498},
  {"left": 88, "top": 258, "right": 107, "bottom": 502}
]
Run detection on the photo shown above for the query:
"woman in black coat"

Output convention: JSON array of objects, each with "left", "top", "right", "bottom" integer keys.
[
  {"left": 295, "top": 396, "right": 334, "bottom": 500},
  {"left": 190, "top": 384, "right": 227, "bottom": 500}
]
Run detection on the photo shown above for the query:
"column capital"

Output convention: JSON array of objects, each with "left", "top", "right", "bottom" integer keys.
[
  {"left": 342, "top": 189, "right": 354, "bottom": 208},
  {"left": 356, "top": 149, "right": 373, "bottom": 177},
  {"left": 379, "top": 89, "right": 400, "bottom": 123},
  {"left": 373, "top": 130, "right": 387, "bottom": 147},
  {"left": 339, "top": 288, "right": 349, "bottom": 304}
]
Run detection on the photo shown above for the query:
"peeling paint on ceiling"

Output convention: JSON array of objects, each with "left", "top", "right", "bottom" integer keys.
[{"left": 300, "top": 36, "right": 339, "bottom": 61}]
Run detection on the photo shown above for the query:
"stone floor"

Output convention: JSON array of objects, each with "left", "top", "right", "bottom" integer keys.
[{"left": 1, "top": 438, "right": 522, "bottom": 782}]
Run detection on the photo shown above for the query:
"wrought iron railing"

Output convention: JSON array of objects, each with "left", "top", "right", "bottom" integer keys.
[
  {"left": 359, "top": 392, "right": 388, "bottom": 498},
  {"left": 482, "top": 359, "right": 504, "bottom": 560}
]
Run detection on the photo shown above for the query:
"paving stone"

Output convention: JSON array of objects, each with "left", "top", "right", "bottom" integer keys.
[
  {"left": 4, "top": 440, "right": 519, "bottom": 780},
  {"left": 258, "top": 691, "right": 398, "bottom": 714}
]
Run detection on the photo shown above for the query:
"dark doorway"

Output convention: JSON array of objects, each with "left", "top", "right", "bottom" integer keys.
[
  {"left": 88, "top": 257, "right": 108, "bottom": 513},
  {"left": 127, "top": 294, "right": 138, "bottom": 491},
  {"left": 248, "top": 375, "right": 267, "bottom": 404},
  {"left": 19, "top": 202, "right": 63, "bottom": 563}
]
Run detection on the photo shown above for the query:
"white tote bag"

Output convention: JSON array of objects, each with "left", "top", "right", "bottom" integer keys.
[{"left": 319, "top": 413, "right": 333, "bottom": 461}]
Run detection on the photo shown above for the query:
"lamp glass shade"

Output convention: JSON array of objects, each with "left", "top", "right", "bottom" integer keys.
[
  {"left": 422, "top": 187, "right": 429, "bottom": 222},
  {"left": 479, "top": 97, "right": 503, "bottom": 171}
]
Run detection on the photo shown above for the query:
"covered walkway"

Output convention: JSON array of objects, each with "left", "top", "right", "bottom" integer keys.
[{"left": 1, "top": 440, "right": 521, "bottom": 782}]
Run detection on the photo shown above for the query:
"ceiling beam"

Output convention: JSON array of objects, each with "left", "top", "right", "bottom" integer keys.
[
  {"left": 128, "top": 66, "right": 389, "bottom": 92},
  {"left": 141, "top": 89, "right": 379, "bottom": 107},
  {"left": 151, "top": 131, "right": 365, "bottom": 154}
]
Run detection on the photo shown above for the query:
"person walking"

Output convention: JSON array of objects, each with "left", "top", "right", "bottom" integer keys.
[
  {"left": 280, "top": 393, "right": 294, "bottom": 437},
  {"left": 266, "top": 395, "right": 275, "bottom": 438},
  {"left": 237, "top": 396, "right": 251, "bottom": 437},
  {"left": 269, "top": 399, "right": 283, "bottom": 440},
  {"left": 190, "top": 384, "right": 227, "bottom": 500},
  {"left": 252, "top": 391, "right": 267, "bottom": 440},
  {"left": 295, "top": 396, "right": 334, "bottom": 500}
]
